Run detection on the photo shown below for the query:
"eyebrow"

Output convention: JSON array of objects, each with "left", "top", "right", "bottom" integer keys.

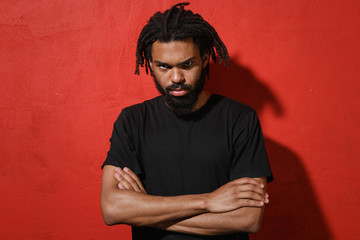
[{"left": 153, "top": 57, "right": 197, "bottom": 67}]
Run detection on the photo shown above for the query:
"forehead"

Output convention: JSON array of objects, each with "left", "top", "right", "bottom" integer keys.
[{"left": 151, "top": 39, "right": 201, "bottom": 63}]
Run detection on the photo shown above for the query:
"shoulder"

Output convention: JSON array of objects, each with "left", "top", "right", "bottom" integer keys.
[
  {"left": 212, "top": 94, "right": 257, "bottom": 119},
  {"left": 209, "top": 95, "right": 262, "bottom": 134},
  {"left": 118, "top": 96, "right": 163, "bottom": 118},
  {"left": 112, "top": 96, "right": 164, "bottom": 129},
  {"left": 123, "top": 96, "right": 162, "bottom": 112}
]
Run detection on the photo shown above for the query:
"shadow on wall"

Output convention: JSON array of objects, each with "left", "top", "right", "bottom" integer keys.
[{"left": 207, "top": 59, "right": 332, "bottom": 240}]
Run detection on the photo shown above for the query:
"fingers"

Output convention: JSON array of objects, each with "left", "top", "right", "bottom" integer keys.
[
  {"left": 238, "top": 199, "right": 266, "bottom": 207},
  {"left": 236, "top": 190, "right": 269, "bottom": 204},
  {"left": 123, "top": 167, "right": 147, "bottom": 193},
  {"left": 233, "top": 183, "right": 266, "bottom": 198},
  {"left": 232, "top": 177, "right": 265, "bottom": 189},
  {"left": 114, "top": 168, "right": 134, "bottom": 191},
  {"left": 114, "top": 167, "right": 146, "bottom": 193},
  {"left": 229, "top": 178, "right": 269, "bottom": 205}
]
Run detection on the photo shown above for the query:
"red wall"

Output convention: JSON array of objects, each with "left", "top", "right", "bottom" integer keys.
[{"left": 1, "top": 1, "right": 359, "bottom": 239}]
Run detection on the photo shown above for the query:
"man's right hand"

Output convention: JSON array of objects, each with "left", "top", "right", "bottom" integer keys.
[{"left": 204, "top": 177, "right": 269, "bottom": 213}]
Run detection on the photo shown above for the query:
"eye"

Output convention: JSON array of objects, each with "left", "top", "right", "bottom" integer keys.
[
  {"left": 158, "top": 64, "right": 170, "bottom": 70},
  {"left": 182, "top": 61, "right": 193, "bottom": 69}
]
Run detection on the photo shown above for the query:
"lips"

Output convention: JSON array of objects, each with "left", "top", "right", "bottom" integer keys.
[
  {"left": 170, "top": 89, "right": 188, "bottom": 97},
  {"left": 166, "top": 84, "right": 191, "bottom": 97}
]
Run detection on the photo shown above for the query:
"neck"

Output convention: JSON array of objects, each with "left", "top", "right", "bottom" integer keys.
[
  {"left": 192, "top": 91, "right": 211, "bottom": 112},
  {"left": 163, "top": 90, "right": 212, "bottom": 116}
]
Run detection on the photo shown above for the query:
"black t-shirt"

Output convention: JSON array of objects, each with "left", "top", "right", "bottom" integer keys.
[{"left": 102, "top": 94, "right": 273, "bottom": 240}]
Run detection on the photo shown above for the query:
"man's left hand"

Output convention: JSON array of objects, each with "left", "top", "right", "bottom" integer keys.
[{"left": 114, "top": 167, "right": 147, "bottom": 193}]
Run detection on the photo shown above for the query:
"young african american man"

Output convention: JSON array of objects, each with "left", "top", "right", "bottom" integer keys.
[{"left": 101, "top": 2, "right": 273, "bottom": 240}]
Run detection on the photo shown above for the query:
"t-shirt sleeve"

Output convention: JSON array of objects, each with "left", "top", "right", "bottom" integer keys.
[
  {"left": 230, "top": 109, "right": 273, "bottom": 182},
  {"left": 101, "top": 109, "right": 143, "bottom": 177}
]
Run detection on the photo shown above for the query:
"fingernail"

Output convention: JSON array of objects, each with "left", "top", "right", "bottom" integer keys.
[
  {"left": 259, "top": 201, "right": 264, "bottom": 206},
  {"left": 260, "top": 183, "right": 264, "bottom": 188},
  {"left": 118, "top": 183, "right": 123, "bottom": 189},
  {"left": 115, "top": 174, "right": 119, "bottom": 179},
  {"left": 124, "top": 167, "right": 129, "bottom": 172}
]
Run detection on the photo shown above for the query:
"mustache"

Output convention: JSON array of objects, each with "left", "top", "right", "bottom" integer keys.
[{"left": 165, "top": 83, "right": 192, "bottom": 91}]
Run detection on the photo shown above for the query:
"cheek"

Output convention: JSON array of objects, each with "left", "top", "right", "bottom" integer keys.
[
  {"left": 152, "top": 69, "right": 164, "bottom": 80},
  {"left": 153, "top": 71, "right": 168, "bottom": 86},
  {"left": 184, "top": 68, "right": 202, "bottom": 83}
]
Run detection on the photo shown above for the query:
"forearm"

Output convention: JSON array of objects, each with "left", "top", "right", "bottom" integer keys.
[
  {"left": 102, "top": 190, "right": 208, "bottom": 226},
  {"left": 157, "top": 204, "right": 264, "bottom": 235},
  {"left": 101, "top": 166, "right": 207, "bottom": 226},
  {"left": 155, "top": 177, "right": 267, "bottom": 235},
  {"left": 102, "top": 165, "right": 268, "bottom": 231}
]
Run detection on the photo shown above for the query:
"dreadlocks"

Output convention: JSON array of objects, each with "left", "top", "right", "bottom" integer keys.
[{"left": 135, "top": 2, "right": 229, "bottom": 76}]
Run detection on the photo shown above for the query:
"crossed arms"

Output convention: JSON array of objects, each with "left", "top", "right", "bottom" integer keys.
[{"left": 101, "top": 165, "right": 269, "bottom": 235}]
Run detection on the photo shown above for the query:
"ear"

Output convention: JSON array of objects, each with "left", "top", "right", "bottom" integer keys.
[
  {"left": 149, "top": 61, "right": 153, "bottom": 69},
  {"left": 202, "top": 52, "right": 210, "bottom": 69}
]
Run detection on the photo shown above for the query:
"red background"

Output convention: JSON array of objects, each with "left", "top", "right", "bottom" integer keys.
[{"left": 1, "top": 0, "right": 359, "bottom": 239}]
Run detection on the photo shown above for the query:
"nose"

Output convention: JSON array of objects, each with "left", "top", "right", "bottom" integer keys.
[{"left": 170, "top": 68, "right": 185, "bottom": 84}]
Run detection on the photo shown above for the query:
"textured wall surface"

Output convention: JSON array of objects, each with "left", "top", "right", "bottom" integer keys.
[{"left": 1, "top": 0, "right": 359, "bottom": 239}]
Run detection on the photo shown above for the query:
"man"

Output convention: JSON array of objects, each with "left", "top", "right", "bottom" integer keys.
[{"left": 101, "top": 2, "right": 273, "bottom": 240}]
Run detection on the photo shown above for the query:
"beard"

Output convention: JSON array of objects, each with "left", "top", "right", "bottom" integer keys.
[{"left": 153, "top": 70, "right": 206, "bottom": 117}]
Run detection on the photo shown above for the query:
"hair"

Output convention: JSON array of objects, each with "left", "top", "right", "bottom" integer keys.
[{"left": 135, "top": 2, "right": 229, "bottom": 77}]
